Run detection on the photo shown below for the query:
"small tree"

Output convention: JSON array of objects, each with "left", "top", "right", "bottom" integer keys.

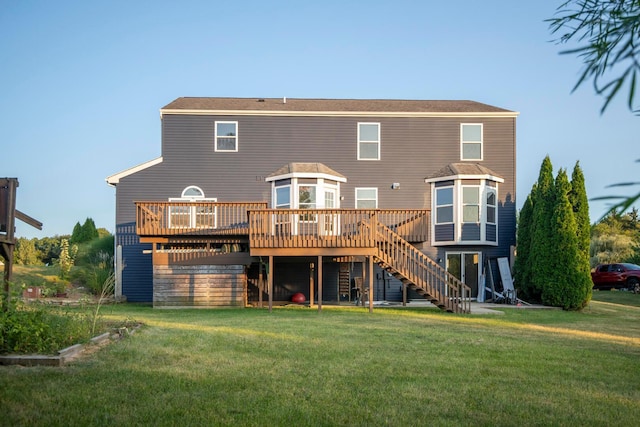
[
  {"left": 57, "top": 239, "right": 77, "bottom": 280},
  {"left": 14, "top": 238, "right": 40, "bottom": 266},
  {"left": 71, "top": 222, "right": 83, "bottom": 244}
]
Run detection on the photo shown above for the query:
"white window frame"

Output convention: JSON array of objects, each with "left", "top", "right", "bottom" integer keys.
[
  {"left": 461, "top": 185, "right": 480, "bottom": 224},
  {"left": 355, "top": 187, "right": 378, "bottom": 209},
  {"left": 435, "top": 186, "right": 454, "bottom": 225},
  {"left": 357, "top": 122, "right": 381, "bottom": 160},
  {"left": 460, "top": 123, "right": 483, "bottom": 161},
  {"left": 486, "top": 188, "right": 497, "bottom": 225},
  {"left": 215, "top": 121, "right": 238, "bottom": 152},
  {"left": 169, "top": 186, "right": 217, "bottom": 229}
]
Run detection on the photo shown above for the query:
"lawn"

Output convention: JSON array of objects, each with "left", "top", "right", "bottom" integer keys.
[{"left": 1, "top": 293, "right": 639, "bottom": 426}]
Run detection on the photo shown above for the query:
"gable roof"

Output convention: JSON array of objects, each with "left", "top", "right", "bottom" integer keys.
[
  {"left": 106, "top": 157, "right": 163, "bottom": 186},
  {"left": 424, "top": 163, "right": 504, "bottom": 183},
  {"left": 160, "top": 97, "right": 518, "bottom": 118},
  {"left": 266, "top": 163, "right": 347, "bottom": 182}
]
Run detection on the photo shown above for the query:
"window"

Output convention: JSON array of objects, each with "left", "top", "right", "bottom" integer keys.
[
  {"left": 275, "top": 186, "right": 291, "bottom": 209},
  {"left": 298, "top": 185, "right": 317, "bottom": 221},
  {"left": 486, "top": 189, "right": 496, "bottom": 224},
  {"left": 462, "top": 186, "right": 480, "bottom": 223},
  {"left": 435, "top": 187, "right": 454, "bottom": 224},
  {"left": 356, "top": 188, "right": 378, "bottom": 209},
  {"left": 169, "top": 186, "right": 216, "bottom": 229},
  {"left": 357, "top": 123, "right": 380, "bottom": 160},
  {"left": 298, "top": 185, "right": 316, "bottom": 210},
  {"left": 461, "top": 124, "right": 482, "bottom": 160},
  {"left": 215, "top": 121, "right": 238, "bottom": 152}
]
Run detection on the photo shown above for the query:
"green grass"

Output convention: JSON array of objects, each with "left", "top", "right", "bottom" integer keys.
[{"left": 1, "top": 296, "right": 639, "bottom": 426}]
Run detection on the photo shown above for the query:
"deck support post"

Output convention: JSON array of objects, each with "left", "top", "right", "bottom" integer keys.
[
  {"left": 309, "top": 262, "right": 314, "bottom": 308},
  {"left": 368, "top": 255, "right": 374, "bottom": 313},
  {"left": 268, "top": 255, "right": 273, "bottom": 313},
  {"left": 402, "top": 283, "right": 407, "bottom": 307},
  {"left": 317, "top": 256, "right": 323, "bottom": 312}
]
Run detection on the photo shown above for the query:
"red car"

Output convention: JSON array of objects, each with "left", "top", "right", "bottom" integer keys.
[{"left": 591, "top": 263, "right": 640, "bottom": 292}]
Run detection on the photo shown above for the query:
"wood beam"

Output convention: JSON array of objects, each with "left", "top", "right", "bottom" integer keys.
[{"left": 15, "top": 209, "right": 42, "bottom": 230}]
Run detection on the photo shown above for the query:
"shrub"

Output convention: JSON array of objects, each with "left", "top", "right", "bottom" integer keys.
[{"left": 0, "top": 301, "right": 92, "bottom": 355}]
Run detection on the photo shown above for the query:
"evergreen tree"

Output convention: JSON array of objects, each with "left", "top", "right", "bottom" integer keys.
[
  {"left": 528, "top": 156, "right": 555, "bottom": 302},
  {"left": 513, "top": 189, "right": 535, "bottom": 299},
  {"left": 80, "top": 218, "right": 99, "bottom": 242},
  {"left": 569, "top": 161, "right": 593, "bottom": 305},
  {"left": 569, "top": 162, "right": 591, "bottom": 255},
  {"left": 71, "top": 222, "right": 82, "bottom": 244},
  {"left": 543, "top": 169, "right": 590, "bottom": 310}
]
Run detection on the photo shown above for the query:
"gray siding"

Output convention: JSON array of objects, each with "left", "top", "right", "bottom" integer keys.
[{"left": 114, "top": 113, "right": 516, "bottom": 302}]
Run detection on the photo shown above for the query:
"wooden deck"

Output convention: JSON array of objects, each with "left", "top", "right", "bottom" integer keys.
[
  {"left": 136, "top": 201, "right": 268, "bottom": 237},
  {"left": 135, "top": 202, "right": 470, "bottom": 313}
]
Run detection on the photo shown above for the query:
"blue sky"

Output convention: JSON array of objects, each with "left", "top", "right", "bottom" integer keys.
[{"left": 2, "top": 1, "right": 638, "bottom": 239}]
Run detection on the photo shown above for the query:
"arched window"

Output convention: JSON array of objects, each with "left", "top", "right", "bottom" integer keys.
[
  {"left": 169, "top": 186, "right": 217, "bottom": 229},
  {"left": 181, "top": 186, "right": 205, "bottom": 198}
]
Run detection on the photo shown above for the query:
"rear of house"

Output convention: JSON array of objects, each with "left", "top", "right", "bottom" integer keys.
[{"left": 107, "top": 97, "right": 518, "bottom": 311}]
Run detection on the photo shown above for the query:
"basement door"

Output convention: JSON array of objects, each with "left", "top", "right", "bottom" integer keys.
[{"left": 446, "top": 252, "right": 480, "bottom": 298}]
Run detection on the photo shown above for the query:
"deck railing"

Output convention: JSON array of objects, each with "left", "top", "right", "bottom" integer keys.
[
  {"left": 136, "top": 201, "right": 268, "bottom": 236},
  {"left": 248, "top": 209, "right": 429, "bottom": 249}
]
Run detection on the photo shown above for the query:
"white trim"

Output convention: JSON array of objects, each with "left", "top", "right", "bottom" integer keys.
[
  {"left": 214, "top": 121, "right": 238, "bottom": 152},
  {"left": 460, "top": 123, "right": 483, "bottom": 161},
  {"left": 161, "top": 109, "right": 519, "bottom": 119},
  {"left": 266, "top": 172, "right": 347, "bottom": 183},
  {"left": 425, "top": 174, "right": 504, "bottom": 184},
  {"left": 355, "top": 187, "right": 378, "bottom": 209},
  {"left": 106, "top": 157, "right": 163, "bottom": 186},
  {"left": 357, "top": 122, "right": 381, "bottom": 161}
]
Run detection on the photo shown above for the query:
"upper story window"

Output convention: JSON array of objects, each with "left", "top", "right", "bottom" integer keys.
[
  {"left": 357, "top": 123, "right": 380, "bottom": 160},
  {"left": 435, "top": 186, "right": 454, "bottom": 224},
  {"left": 215, "top": 121, "right": 238, "bottom": 152},
  {"left": 462, "top": 186, "right": 480, "bottom": 223},
  {"left": 461, "top": 124, "right": 482, "bottom": 161},
  {"left": 355, "top": 187, "right": 378, "bottom": 209}
]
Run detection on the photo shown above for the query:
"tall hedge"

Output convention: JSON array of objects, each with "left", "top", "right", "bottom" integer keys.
[
  {"left": 515, "top": 157, "right": 593, "bottom": 310},
  {"left": 528, "top": 156, "right": 555, "bottom": 302}
]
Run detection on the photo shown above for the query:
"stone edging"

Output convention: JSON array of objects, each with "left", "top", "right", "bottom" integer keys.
[{"left": 0, "top": 325, "right": 139, "bottom": 367}]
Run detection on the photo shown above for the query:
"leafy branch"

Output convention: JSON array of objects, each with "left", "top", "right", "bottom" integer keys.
[{"left": 548, "top": 0, "right": 640, "bottom": 113}]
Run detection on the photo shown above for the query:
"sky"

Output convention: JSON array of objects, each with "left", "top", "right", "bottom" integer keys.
[{"left": 2, "top": 0, "right": 638, "bottom": 239}]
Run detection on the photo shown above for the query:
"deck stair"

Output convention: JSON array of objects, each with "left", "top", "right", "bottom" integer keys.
[{"left": 373, "top": 222, "right": 470, "bottom": 313}]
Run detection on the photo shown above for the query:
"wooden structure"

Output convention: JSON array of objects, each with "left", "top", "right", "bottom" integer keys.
[
  {"left": 1, "top": 178, "right": 43, "bottom": 301},
  {"left": 136, "top": 202, "right": 471, "bottom": 313}
]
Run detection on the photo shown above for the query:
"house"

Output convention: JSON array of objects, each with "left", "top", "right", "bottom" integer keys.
[{"left": 106, "top": 97, "right": 518, "bottom": 313}]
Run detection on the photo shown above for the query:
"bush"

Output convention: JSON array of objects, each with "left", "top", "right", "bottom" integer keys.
[{"left": 0, "top": 301, "right": 93, "bottom": 355}]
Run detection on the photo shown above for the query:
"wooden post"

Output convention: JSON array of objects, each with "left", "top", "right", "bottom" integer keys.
[
  {"left": 309, "top": 262, "right": 315, "bottom": 308},
  {"left": 258, "top": 268, "right": 263, "bottom": 308},
  {"left": 268, "top": 255, "right": 273, "bottom": 312},
  {"left": 368, "top": 255, "right": 374, "bottom": 313},
  {"left": 317, "top": 256, "right": 323, "bottom": 312},
  {"left": 402, "top": 282, "right": 407, "bottom": 307}
]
